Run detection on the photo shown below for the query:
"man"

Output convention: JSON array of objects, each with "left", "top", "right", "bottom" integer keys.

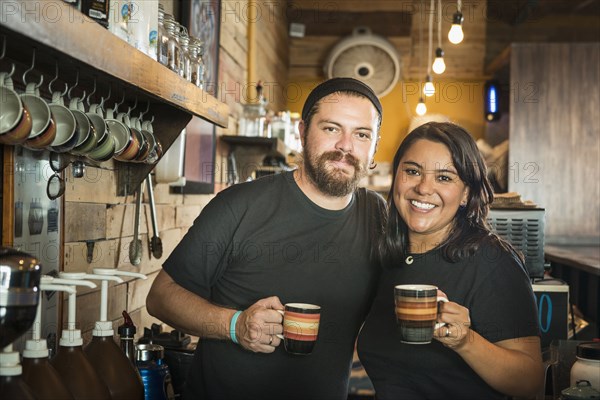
[{"left": 147, "top": 78, "right": 386, "bottom": 400}]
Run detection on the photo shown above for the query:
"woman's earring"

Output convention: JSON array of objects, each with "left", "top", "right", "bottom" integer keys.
[{"left": 369, "top": 159, "right": 377, "bottom": 170}]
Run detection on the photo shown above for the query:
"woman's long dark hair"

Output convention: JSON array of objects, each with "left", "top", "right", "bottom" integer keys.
[{"left": 380, "top": 122, "right": 508, "bottom": 265}]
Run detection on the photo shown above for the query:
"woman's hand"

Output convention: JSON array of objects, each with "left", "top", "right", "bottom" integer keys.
[{"left": 434, "top": 296, "right": 472, "bottom": 350}]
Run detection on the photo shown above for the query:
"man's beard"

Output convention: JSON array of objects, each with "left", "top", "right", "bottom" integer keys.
[{"left": 303, "top": 147, "right": 368, "bottom": 197}]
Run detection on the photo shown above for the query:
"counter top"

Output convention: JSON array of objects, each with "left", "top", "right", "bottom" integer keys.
[{"left": 545, "top": 245, "right": 600, "bottom": 276}]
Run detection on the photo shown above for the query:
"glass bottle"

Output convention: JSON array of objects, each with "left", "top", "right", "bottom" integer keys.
[{"left": 118, "top": 312, "right": 137, "bottom": 366}]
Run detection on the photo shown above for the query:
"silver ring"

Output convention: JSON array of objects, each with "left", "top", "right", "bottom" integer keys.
[
  {"left": 445, "top": 326, "right": 451, "bottom": 337},
  {"left": 268, "top": 335, "right": 273, "bottom": 345}
]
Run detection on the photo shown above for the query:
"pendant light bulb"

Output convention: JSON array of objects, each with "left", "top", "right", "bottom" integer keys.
[
  {"left": 448, "top": 12, "right": 464, "bottom": 44},
  {"left": 432, "top": 47, "right": 446, "bottom": 74},
  {"left": 416, "top": 97, "right": 427, "bottom": 116},
  {"left": 423, "top": 75, "right": 435, "bottom": 97}
]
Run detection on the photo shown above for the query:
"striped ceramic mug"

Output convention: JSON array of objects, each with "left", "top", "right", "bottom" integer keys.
[
  {"left": 276, "top": 303, "right": 321, "bottom": 355},
  {"left": 394, "top": 284, "right": 448, "bottom": 344}
]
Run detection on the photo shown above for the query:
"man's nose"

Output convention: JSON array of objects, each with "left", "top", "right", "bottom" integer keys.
[{"left": 335, "top": 132, "right": 353, "bottom": 153}]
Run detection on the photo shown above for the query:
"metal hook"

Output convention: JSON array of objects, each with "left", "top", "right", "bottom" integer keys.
[
  {"left": 99, "top": 85, "right": 111, "bottom": 110},
  {"left": 22, "top": 49, "right": 44, "bottom": 88},
  {"left": 86, "top": 77, "right": 97, "bottom": 106},
  {"left": 113, "top": 91, "right": 125, "bottom": 113},
  {"left": 67, "top": 70, "right": 79, "bottom": 100},
  {"left": 139, "top": 101, "right": 151, "bottom": 120},
  {"left": 0, "top": 35, "right": 5, "bottom": 60},
  {"left": 127, "top": 97, "right": 138, "bottom": 115},
  {"left": 48, "top": 62, "right": 67, "bottom": 95}
]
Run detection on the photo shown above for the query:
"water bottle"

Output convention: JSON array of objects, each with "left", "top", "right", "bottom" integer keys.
[{"left": 135, "top": 344, "right": 175, "bottom": 400}]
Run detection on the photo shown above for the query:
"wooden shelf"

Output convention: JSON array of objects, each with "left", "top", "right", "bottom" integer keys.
[
  {"left": 220, "top": 135, "right": 290, "bottom": 159},
  {"left": 0, "top": 1, "right": 229, "bottom": 195}
]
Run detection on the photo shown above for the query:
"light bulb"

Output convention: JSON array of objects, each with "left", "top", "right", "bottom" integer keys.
[
  {"left": 423, "top": 75, "right": 435, "bottom": 97},
  {"left": 416, "top": 98, "right": 427, "bottom": 116},
  {"left": 432, "top": 47, "right": 446, "bottom": 74},
  {"left": 448, "top": 12, "right": 464, "bottom": 44}
]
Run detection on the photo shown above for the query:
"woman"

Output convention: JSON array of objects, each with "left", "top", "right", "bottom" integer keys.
[{"left": 357, "top": 122, "right": 543, "bottom": 399}]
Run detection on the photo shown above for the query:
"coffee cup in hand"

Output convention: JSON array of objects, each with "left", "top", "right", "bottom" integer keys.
[
  {"left": 394, "top": 284, "right": 448, "bottom": 344},
  {"left": 276, "top": 303, "right": 321, "bottom": 355}
]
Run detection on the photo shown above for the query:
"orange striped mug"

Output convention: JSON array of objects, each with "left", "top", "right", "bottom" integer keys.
[
  {"left": 394, "top": 284, "right": 448, "bottom": 344},
  {"left": 276, "top": 303, "right": 321, "bottom": 355}
]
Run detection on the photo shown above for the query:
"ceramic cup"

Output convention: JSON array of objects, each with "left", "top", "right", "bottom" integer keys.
[
  {"left": 275, "top": 303, "right": 321, "bottom": 355},
  {"left": 87, "top": 129, "right": 116, "bottom": 162},
  {"left": 0, "top": 73, "right": 33, "bottom": 145},
  {"left": 141, "top": 118, "right": 162, "bottom": 164},
  {"left": 20, "top": 82, "right": 56, "bottom": 150},
  {"left": 394, "top": 284, "right": 449, "bottom": 344},
  {"left": 105, "top": 109, "right": 138, "bottom": 162},
  {"left": 68, "top": 97, "right": 98, "bottom": 156},
  {"left": 48, "top": 91, "right": 77, "bottom": 153},
  {"left": 130, "top": 116, "right": 150, "bottom": 163}
]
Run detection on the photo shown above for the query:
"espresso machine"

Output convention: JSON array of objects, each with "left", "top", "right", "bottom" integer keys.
[{"left": 0, "top": 247, "right": 42, "bottom": 398}]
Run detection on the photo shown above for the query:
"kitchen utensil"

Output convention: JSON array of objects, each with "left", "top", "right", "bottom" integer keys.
[
  {"left": 129, "top": 184, "right": 143, "bottom": 265},
  {"left": 146, "top": 175, "right": 163, "bottom": 259}
]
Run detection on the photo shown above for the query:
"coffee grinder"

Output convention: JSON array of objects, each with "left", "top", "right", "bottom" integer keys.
[{"left": 0, "top": 247, "right": 42, "bottom": 399}]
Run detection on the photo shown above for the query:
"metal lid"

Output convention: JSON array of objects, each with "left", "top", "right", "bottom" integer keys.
[
  {"left": 562, "top": 381, "right": 600, "bottom": 399},
  {"left": 136, "top": 343, "right": 164, "bottom": 362},
  {"left": 577, "top": 342, "right": 600, "bottom": 361}
]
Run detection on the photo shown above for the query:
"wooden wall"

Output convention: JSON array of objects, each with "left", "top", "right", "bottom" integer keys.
[
  {"left": 289, "top": 0, "right": 488, "bottom": 82},
  {"left": 509, "top": 43, "right": 600, "bottom": 243},
  {"left": 60, "top": 0, "right": 288, "bottom": 340}
]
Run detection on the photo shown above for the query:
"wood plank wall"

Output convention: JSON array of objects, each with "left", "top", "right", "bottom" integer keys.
[
  {"left": 289, "top": 0, "right": 488, "bottom": 81},
  {"left": 61, "top": 0, "right": 289, "bottom": 341},
  {"left": 509, "top": 43, "right": 600, "bottom": 244}
]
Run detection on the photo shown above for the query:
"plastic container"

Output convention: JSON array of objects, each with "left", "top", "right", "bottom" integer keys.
[
  {"left": 48, "top": 277, "right": 111, "bottom": 399},
  {"left": 571, "top": 342, "right": 600, "bottom": 391},
  {"left": 21, "top": 357, "right": 73, "bottom": 400},
  {"left": 155, "top": 128, "right": 186, "bottom": 184},
  {"left": 61, "top": 270, "right": 146, "bottom": 400},
  {"left": 21, "top": 278, "right": 74, "bottom": 399},
  {"left": 136, "top": 344, "right": 175, "bottom": 400}
]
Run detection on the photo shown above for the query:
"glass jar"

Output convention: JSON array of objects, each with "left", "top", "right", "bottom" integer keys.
[
  {"left": 157, "top": 6, "right": 168, "bottom": 65},
  {"left": 178, "top": 28, "right": 191, "bottom": 81},
  {"left": 164, "top": 18, "right": 180, "bottom": 73},
  {"left": 188, "top": 39, "right": 205, "bottom": 89}
]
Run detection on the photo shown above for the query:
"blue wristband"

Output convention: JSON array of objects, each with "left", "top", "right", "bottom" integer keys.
[{"left": 229, "top": 311, "right": 242, "bottom": 344}]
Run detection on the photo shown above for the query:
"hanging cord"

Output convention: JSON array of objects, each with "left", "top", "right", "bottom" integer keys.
[
  {"left": 427, "top": 0, "right": 434, "bottom": 75},
  {"left": 457, "top": 0, "right": 462, "bottom": 13},
  {"left": 438, "top": 0, "right": 442, "bottom": 48}
]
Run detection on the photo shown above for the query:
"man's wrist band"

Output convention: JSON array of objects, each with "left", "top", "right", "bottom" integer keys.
[{"left": 230, "top": 310, "right": 242, "bottom": 344}]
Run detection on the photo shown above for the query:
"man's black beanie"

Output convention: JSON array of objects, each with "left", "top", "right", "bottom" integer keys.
[{"left": 301, "top": 77, "right": 383, "bottom": 123}]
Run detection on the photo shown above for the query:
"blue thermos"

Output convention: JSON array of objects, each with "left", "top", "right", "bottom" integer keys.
[{"left": 135, "top": 344, "right": 175, "bottom": 400}]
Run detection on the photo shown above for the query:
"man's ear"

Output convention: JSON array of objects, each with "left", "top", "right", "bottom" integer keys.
[{"left": 299, "top": 120, "right": 306, "bottom": 147}]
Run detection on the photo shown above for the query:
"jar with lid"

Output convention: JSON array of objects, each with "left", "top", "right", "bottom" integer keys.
[
  {"left": 178, "top": 28, "right": 192, "bottom": 81},
  {"left": 157, "top": 5, "right": 169, "bottom": 65},
  {"left": 239, "top": 82, "right": 268, "bottom": 137},
  {"left": 163, "top": 18, "right": 180, "bottom": 74},
  {"left": 570, "top": 342, "right": 600, "bottom": 391},
  {"left": 188, "top": 39, "right": 205, "bottom": 89}
]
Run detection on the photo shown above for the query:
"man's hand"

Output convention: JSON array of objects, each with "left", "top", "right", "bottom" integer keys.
[{"left": 235, "top": 296, "right": 285, "bottom": 353}]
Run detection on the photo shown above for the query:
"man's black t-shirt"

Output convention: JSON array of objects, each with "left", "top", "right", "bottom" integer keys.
[{"left": 163, "top": 171, "right": 385, "bottom": 400}]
